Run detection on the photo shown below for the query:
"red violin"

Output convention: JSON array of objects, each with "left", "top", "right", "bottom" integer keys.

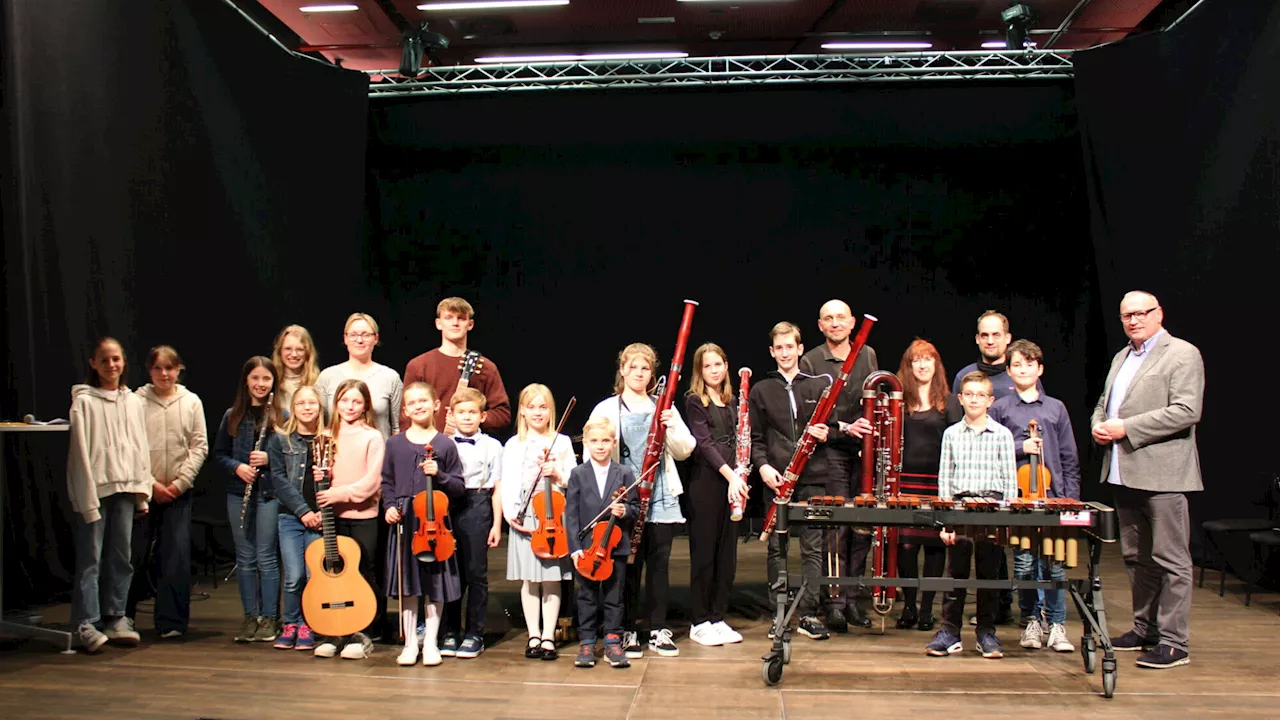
[
  {"left": 412, "top": 448, "right": 455, "bottom": 562},
  {"left": 530, "top": 464, "right": 568, "bottom": 560},
  {"left": 575, "top": 488, "right": 626, "bottom": 581}
]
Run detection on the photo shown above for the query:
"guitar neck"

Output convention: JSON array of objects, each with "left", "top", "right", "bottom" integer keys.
[{"left": 318, "top": 478, "right": 339, "bottom": 562}]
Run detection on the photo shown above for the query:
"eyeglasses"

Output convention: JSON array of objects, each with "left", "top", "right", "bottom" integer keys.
[
  {"left": 1119, "top": 307, "right": 1159, "bottom": 323},
  {"left": 960, "top": 391, "right": 990, "bottom": 399},
  {"left": 345, "top": 332, "right": 376, "bottom": 341}
]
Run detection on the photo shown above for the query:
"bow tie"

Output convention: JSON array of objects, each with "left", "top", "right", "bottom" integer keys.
[{"left": 455, "top": 437, "right": 477, "bottom": 445}]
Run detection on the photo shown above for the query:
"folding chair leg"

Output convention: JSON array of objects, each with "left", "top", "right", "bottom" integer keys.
[{"left": 1219, "top": 565, "right": 1227, "bottom": 597}]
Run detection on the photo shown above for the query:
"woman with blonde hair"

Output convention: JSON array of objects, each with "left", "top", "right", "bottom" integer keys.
[
  {"left": 272, "top": 325, "right": 319, "bottom": 410},
  {"left": 316, "top": 313, "right": 402, "bottom": 439}
]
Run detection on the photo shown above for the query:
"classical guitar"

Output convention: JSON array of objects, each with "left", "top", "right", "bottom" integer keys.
[
  {"left": 412, "top": 447, "right": 455, "bottom": 562},
  {"left": 301, "top": 434, "right": 377, "bottom": 638}
]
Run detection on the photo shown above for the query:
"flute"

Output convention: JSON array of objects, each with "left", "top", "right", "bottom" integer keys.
[{"left": 240, "top": 391, "right": 274, "bottom": 529}]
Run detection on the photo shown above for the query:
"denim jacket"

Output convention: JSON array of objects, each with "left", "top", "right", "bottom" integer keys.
[
  {"left": 212, "top": 408, "right": 277, "bottom": 498},
  {"left": 268, "top": 431, "right": 315, "bottom": 518}
]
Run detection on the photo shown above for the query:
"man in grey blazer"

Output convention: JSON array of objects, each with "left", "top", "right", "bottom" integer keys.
[{"left": 1091, "top": 291, "right": 1203, "bottom": 670}]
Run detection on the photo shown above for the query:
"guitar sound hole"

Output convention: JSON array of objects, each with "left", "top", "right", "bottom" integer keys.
[{"left": 323, "top": 556, "right": 346, "bottom": 575}]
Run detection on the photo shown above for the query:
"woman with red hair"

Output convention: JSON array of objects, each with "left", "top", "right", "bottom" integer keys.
[{"left": 894, "top": 339, "right": 963, "bottom": 632}]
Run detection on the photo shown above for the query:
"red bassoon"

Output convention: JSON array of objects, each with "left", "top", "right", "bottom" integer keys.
[
  {"left": 759, "top": 314, "right": 877, "bottom": 540},
  {"left": 628, "top": 299, "right": 698, "bottom": 562},
  {"left": 730, "top": 367, "right": 752, "bottom": 522},
  {"left": 860, "top": 371, "right": 904, "bottom": 615}
]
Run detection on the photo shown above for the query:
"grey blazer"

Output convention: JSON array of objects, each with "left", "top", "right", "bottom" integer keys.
[{"left": 1090, "top": 331, "right": 1204, "bottom": 492}]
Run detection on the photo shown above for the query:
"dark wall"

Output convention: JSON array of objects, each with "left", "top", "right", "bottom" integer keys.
[
  {"left": 365, "top": 83, "right": 1105, "bottom": 493},
  {"left": 1075, "top": 0, "right": 1280, "bottom": 526},
  {"left": 1, "top": 0, "right": 369, "bottom": 603}
]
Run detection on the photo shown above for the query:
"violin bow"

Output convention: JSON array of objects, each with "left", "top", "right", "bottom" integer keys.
[{"left": 576, "top": 462, "right": 660, "bottom": 541}]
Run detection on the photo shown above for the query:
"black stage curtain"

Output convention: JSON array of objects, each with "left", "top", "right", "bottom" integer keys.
[
  {"left": 1, "top": 0, "right": 369, "bottom": 607},
  {"left": 1075, "top": 0, "right": 1280, "bottom": 569},
  {"left": 366, "top": 82, "right": 1104, "bottom": 522}
]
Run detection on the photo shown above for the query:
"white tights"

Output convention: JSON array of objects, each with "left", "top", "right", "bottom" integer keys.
[
  {"left": 520, "top": 580, "right": 561, "bottom": 640},
  {"left": 400, "top": 596, "right": 441, "bottom": 650}
]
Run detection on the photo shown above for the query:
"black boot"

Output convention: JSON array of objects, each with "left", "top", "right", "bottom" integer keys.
[
  {"left": 848, "top": 599, "right": 874, "bottom": 629},
  {"left": 896, "top": 606, "right": 918, "bottom": 630},
  {"left": 916, "top": 609, "right": 936, "bottom": 632},
  {"left": 827, "top": 607, "right": 849, "bottom": 634}
]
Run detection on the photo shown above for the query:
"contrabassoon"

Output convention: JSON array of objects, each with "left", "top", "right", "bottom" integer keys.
[
  {"left": 628, "top": 299, "right": 698, "bottom": 561},
  {"left": 730, "top": 367, "right": 752, "bottom": 522},
  {"left": 860, "top": 371, "right": 904, "bottom": 615},
  {"left": 759, "top": 314, "right": 876, "bottom": 540}
]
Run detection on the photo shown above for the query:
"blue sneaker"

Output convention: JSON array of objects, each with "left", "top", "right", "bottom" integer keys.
[
  {"left": 456, "top": 635, "right": 483, "bottom": 659},
  {"left": 439, "top": 634, "right": 460, "bottom": 657},
  {"left": 925, "top": 630, "right": 963, "bottom": 656},
  {"left": 976, "top": 631, "right": 1003, "bottom": 659}
]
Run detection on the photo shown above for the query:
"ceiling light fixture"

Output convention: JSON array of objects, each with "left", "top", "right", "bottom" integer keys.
[
  {"left": 1001, "top": 2, "right": 1036, "bottom": 49},
  {"left": 821, "top": 41, "right": 933, "bottom": 50},
  {"left": 418, "top": 0, "right": 569, "bottom": 10},
  {"left": 982, "top": 40, "right": 1008, "bottom": 48},
  {"left": 299, "top": 4, "right": 359, "bottom": 11},
  {"left": 475, "top": 51, "right": 689, "bottom": 63}
]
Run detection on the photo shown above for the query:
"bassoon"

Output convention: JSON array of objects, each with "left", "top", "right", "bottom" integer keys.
[
  {"left": 860, "top": 371, "right": 903, "bottom": 615},
  {"left": 730, "top": 367, "right": 752, "bottom": 522},
  {"left": 759, "top": 314, "right": 877, "bottom": 541},
  {"left": 628, "top": 299, "right": 698, "bottom": 561}
]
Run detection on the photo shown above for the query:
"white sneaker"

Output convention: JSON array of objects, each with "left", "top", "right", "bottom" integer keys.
[
  {"left": 313, "top": 641, "right": 338, "bottom": 658},
  {"left": 104, "top": 617, "right": 140, "bottom": 646},
  {"left": 1020, "top": 617, "right": 1044, "bottom": 649},
  {"left": 1047, "top": 623, "right": 1075, "bottom": 653},
  {"left": 341, "top": 641, "right": 369, "bottom": 659},
  {"left": 712, "top": 621, "right": 743, "bottom": 644},
  {"left": 690, "top": 622, "right": 722, "bottom": 647},
  {"left": 77, "top": 623, "right": 108, "bottom": 653},
  {"left": 397, "top": 644, "right": 419, "bottom": 666},
  {"left": 422, "top": 645, "right": 443, "bottom": 666}
]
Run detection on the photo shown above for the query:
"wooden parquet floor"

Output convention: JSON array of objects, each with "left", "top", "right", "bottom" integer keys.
[{"left": 2, "top": 537, "right": 1278, "bottom": 719}]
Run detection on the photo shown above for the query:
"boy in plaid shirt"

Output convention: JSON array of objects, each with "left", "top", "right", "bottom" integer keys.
[{"left": 927, "top": 371, "right": 1016, "bottom": 659}]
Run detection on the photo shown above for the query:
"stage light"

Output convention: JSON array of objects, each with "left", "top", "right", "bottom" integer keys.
[
  {"left": 821, "top": 42, "right": 933, "bottom": 51},
  {"left": 299, "top": 4, "right": 359, "bottom": 11},
  {"left": 418, "top": 1, "right": 568, "bottom": 10},
  {"left": 982, "top": 40, "right": 1008, "bottom": 48},
  {"left": 399, "top": 22, "right": 450, "bottom": 78},
  {"left": 475, "top": 51, "right": 689, "bottom": 63},
  {"left": 1001, "top": 2, "right": 1036, "bottom": 50}
]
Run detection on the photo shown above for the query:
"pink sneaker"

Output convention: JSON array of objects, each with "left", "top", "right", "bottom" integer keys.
[
  {"left": 274, "top": 623, "right": 298, "bottom": 649},
  {"left": 294, "top": 624, "right": 315, "bottom": 651}
]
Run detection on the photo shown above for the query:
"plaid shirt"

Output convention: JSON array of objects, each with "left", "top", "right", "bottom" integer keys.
[{"left": 938, "top": 416, "right": 1017, "bottom": 501}]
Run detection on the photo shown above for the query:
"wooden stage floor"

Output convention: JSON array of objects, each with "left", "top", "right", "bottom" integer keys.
[{"left": 2, "top": 536, "right": 1277, "bottom": 719}]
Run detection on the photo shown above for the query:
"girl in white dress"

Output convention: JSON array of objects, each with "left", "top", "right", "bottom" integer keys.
[{"left": 500, "top": 383, "right": 575, "bottom": 660}]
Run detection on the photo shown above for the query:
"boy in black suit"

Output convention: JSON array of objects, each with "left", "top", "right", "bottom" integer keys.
[{"left": 566, "top": 416, "right": 638, "bottom": 669}]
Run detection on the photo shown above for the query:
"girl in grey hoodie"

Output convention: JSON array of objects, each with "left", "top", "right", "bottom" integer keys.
[{"left": 66, "top": 338, "right": 152, "bottom": 653}]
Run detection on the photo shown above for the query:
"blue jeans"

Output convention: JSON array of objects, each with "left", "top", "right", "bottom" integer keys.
[
  {"left": 226, "top": 492, "right": 281, "bottom": 619},
  {"left": 1014, "top": 548, "right": 1067, "bottom": 625},
  {"left": 127, "top": 491, "right": 193, "bottom": 633},
  {"left": 278, "top": 513, "right": 321, "bottom": 625},
  {"left": 72, "top": 492, "right": 137, "bottom": 627}
]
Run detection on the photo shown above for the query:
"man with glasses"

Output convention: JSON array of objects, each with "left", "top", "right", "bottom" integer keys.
[{"left": 1091, "top": 291, "right": 1204, "bottom": 669}]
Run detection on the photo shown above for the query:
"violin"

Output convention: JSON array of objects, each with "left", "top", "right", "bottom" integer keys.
[
  {"left": 412, "top": 448, "right": 455, "bottom": 562},
  {"left": 529, "top": 457, "right": 569, "bottom": 559},
  {"left": 576, "top": 487, "right": 626, "bottom": 582},
  {"left": 1017, "top": 419, "right": 1051, "bottom": 503}
]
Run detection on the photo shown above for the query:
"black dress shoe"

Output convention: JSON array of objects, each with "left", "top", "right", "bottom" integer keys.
[
  {"left": 916, "top": 613, "right": 936, "bottom": 632},
  {"left": 525, "top": 638, "right": 545, "bottom": 659},
  {"left": 896, "top": 607, "right": 919, "bottom": 630},
  {"left": 848, "top": 604, "right": 874, "bottom": 629},
  {"left": 827, "top": 607, "right": 849, "bottom": 634}
]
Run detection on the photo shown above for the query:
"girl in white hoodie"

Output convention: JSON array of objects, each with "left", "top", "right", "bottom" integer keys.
[
  {"left": 125, "top": 346, "right": 208, "bottom": 639},
  {"left": 67, "top": 337, "right": 152, "bottom": 653}
]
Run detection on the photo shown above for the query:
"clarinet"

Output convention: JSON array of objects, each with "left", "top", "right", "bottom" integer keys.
[
  {"left": 628, "top": 300, "right": 698, "bottom": 561},
  {"left": 240, "top": 391, "right": 274, "bottom": 529},
  {"left": 759, "top": 316, "right": 876, "bottom": 541},
  {"left": 730, "top": 367, "right": 752, "bottom": 522}
]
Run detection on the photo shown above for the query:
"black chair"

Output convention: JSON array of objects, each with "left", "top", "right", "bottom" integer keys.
[
  {"left": 1199, "top": 474, "right": 1279, "bottom": 595},
  {"left": 1244, "top": 530, "right": 1280, "bottom": 611}
]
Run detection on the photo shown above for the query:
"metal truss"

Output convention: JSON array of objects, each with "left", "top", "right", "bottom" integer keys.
[{"left": 365, "top": 50, "right": 1074, "bottom": 97}]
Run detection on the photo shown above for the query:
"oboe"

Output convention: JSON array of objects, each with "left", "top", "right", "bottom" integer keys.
[
  {"left": 730, "top": 367, "right": 752, "bottom": 522},
  {"left": 240, "top": 391, "right": 274, "bottom": 529}
]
